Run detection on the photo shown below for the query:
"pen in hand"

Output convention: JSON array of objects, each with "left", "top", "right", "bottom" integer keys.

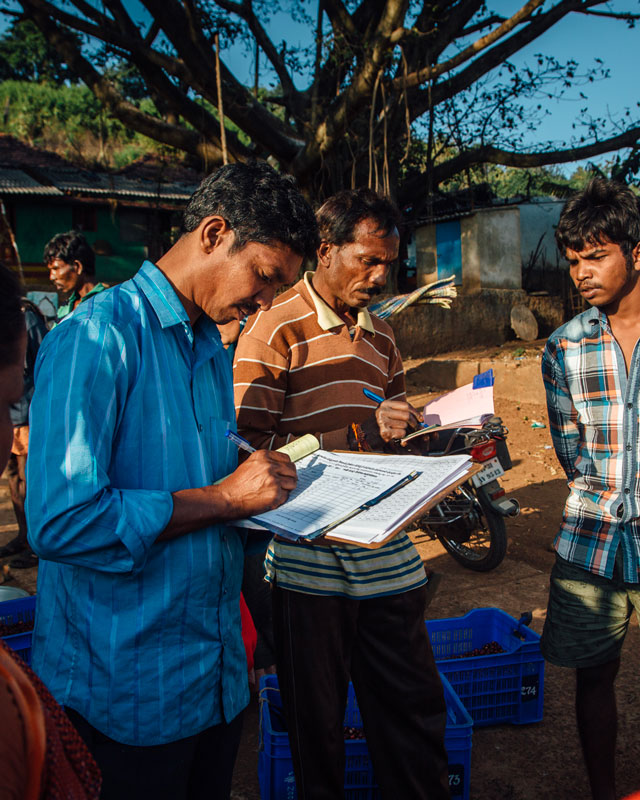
[
  {"left": 225, "top": 429, "right": 257, "bottom": 454},
  {"left": 362, "top": 387, "right": 422, "bottom": 436},
  {"left": 362, "top": 387, "right": 385, "bottom": 404}
]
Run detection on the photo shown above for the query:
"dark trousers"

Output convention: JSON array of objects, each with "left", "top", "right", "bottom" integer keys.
[
  {"left": 272, "top": 584, "right": 450, "bottom": 800},
  {"left": 65, "top": 707, "right": 244, "bottom": 800},
  {"left": 6, "top": 452, "right": 27, "bottom": 545}
]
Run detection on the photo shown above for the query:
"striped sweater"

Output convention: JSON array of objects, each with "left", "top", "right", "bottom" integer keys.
[{"left": 233, "top": 273, "right": 427, "bottom": 598}]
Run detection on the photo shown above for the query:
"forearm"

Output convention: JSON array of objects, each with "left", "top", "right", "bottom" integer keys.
[
  {"left": 158, "top": 486, "right": 238, "bottom": 541},
  {"left": 160, "top": 450, "right": 298, "bottom": 539}
]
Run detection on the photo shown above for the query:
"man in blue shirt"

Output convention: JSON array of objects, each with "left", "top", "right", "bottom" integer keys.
[{"left": 26, "top": 162, "right": 318, "bottom": 800}]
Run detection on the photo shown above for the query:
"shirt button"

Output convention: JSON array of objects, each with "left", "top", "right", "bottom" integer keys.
[
  {"left": 625, "top": 488, "right": 631, "bottom": 494},
  {"left": 627, "top": 444, "right": 632, "bottom": 451},
  {"left": 198, "top": 424, "right": 203, "bottom": 432},
  {"left": 628, "top": 403, "right": 633, "bottom": 409}
]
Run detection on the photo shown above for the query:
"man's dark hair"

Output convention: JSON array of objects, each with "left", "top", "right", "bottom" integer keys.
[
  {"left": 316, "top": 189, "right": 402, "bottom": 246},
  {"left": 43, "top": 231, "right": 96, "bottom": 275},
  {"left": 0, "top": 263, "right": 25, "bottom": 368},
  {"left": 183, "top": 161, "right": 318, "bottom": 260},
  {"left": 556, "top": 178, "right": 640, "bottom": 259}
]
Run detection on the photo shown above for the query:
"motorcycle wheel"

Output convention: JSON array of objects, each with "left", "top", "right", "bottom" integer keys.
[{"left": 434, "top": 483, "right": 507, "bottom": 572}]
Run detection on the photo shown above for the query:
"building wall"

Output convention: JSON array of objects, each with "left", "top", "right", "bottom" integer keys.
[
  {"left": 461, "top": 207, "right": 521, "bottom": 293},
  {"left": 14, "top": 201, "right": 72, "bottom": 280},
  {"left": 415, "top": 206, "right": 522, "bottom": 293},
  {"left": 11, "top": 199, "right": 164, "bottom": 286},
  {"left": 517, "top": 200, "right": 563, "bottom": 270},
  {"left": 386, "top": 289, "right": 563, "bottom": 357},
  {"left": 415, "top": 224, "right": 437, "bottom": 286}
]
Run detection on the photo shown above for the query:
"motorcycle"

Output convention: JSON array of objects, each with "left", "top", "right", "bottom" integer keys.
[{"left": 412, "top": 416, "right": 519, "bottom": 572}]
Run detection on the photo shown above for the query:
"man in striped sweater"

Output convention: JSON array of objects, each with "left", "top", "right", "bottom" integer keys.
[{"left": 234, "top": 189, "right": 449, "bottom": 800}]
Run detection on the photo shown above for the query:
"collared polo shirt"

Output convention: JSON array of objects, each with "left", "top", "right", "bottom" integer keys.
[{"left": 56, "top": 282, "right": 106, "bottom": 321}]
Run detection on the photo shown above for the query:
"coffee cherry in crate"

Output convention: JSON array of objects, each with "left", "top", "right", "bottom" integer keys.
[{"left": 452, "top": 640, "right": 505, "bottom": 659}]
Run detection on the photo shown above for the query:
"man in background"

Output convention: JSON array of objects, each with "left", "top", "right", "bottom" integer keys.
[
  {"left": 234, "top": 188, "right": 449, "bottom": 800},
  {"left": 44, "top": 231, "right": 105, "bottom": 320},
  {"left": 0, "top": 297, "right": 47, "bottom": 569}
]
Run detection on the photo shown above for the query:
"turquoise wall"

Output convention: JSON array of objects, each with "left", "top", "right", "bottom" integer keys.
[{"left": 14, "top": 199, "right": 148, "bottom": 285}]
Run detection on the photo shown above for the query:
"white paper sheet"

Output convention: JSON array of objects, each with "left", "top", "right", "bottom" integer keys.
[
  {"left": 325, "top": 453, "right": 472, "bottom": 544},
  {"left": 243, "top": 451, "right": 414, "bottom": 540}
]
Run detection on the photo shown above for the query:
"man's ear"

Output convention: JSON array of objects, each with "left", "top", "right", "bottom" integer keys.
[
  {"left": 73, "top": 260, "right": 84, "bottom": 276},
  {"left": 200, "top": 216, "right": 232, "bottom": 254},
  {"left": 632, "top": 242, "right": 640, "bottom": 271},
  {"left": 317, "top": 241, "right": 333, "bottom": 268}
]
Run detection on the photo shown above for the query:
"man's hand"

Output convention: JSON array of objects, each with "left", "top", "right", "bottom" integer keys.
[
  {"left": 159, "top": 450, "right": 297, "bottom": 542},
  {"left": 218, "top": 450, "right": 297, "bottom": 518},
  {"left": 375, "top": 400, "right": 422, "bottom": 443}
]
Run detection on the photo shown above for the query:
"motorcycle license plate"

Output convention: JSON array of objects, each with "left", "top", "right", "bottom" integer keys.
[{"left": 471, "top": 456, "right": 505, "bottom": 487}]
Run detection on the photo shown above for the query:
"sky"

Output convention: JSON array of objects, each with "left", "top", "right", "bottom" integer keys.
[{"left": 217, "top": 1, "right": 639, "bottom": 174}]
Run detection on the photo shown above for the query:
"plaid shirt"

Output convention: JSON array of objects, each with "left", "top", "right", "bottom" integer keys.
[{"left": 542, "top": 306, "right": 640, "bottom": 583}]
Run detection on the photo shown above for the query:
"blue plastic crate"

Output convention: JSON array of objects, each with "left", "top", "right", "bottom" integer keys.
[
  {"left": 258, "top": 673, "right": 472, "bottom": 800},
  {"left": 426, "top": 607, "right": 544, "bottom": 727},
  {"left": 0, "top": 595, "right": 36, "bottom": 666}
]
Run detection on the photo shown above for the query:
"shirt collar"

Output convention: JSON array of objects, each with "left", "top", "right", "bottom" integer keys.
[
  {"left": 303, "top": 271, "right": 375, "bottom": 334},
  {"left": 133, "top": 261, "right": 191, "bottom": 329},
  {"left": 133, "top": 261, "right": 223, "bottom": 363},
  {"left": 589, "top": 305, "right": 611, "bottom": 332}
]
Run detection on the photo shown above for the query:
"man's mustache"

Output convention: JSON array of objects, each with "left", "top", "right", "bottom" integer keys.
[{"left": 362, "top": 287, "right": 382, "bottom": 297}]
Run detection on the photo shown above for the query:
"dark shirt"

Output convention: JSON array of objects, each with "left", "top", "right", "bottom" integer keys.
[{"left": 9, "top": 304, "right": 48, "bottom": 427}]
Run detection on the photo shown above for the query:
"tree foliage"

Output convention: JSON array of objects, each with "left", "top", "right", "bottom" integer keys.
[
  {"left": 0, "top": 18, "right": 72, "bottom": 84},
  {"left": 6, "top": 0, "right": 640, "bottom": 201}
]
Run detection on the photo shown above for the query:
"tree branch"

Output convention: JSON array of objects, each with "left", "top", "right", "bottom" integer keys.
[
  {"left": 134, "top": 0, "right": 302, "bottom": 162},
  {"left": 409, "top": 0, "right": 586, "bottom": 120},
  {"left": 579, "top": 9, "right": 640, "bottom": 21},
  {"left": 19, "top": 0, "right": 232, "bottom": 164},
  {"left": 398, "top": 0, "right": 546, "bottom": 90},
  {"left": 294, "top": 0, "right": 408, "bottom": 176},
  {"left": 432, "top": 128, "right": 640, "bottom": 185},
  {"left": 323, "top": 0, "right": 356, "bottom": 38},
  {"left": 461, "top": 14, "right": 506, "bottom": 36},
  {"left": 213, "top": 0, "right": 303, "bottom": 118}
]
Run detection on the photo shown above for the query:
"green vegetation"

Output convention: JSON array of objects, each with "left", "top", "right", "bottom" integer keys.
[{"left": 0, "top": 80, "right": 164, "bottom": 167}]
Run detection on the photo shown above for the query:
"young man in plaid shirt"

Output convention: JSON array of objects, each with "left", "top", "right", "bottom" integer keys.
[{"left": 542, "top": 178, "right": 640, "bottom": 800}]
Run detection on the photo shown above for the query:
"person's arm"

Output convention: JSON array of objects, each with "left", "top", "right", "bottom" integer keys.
[
  {"left": 542, "top": 340, "right": 580, "bottom": 480},
  {"left": 159, "top": 449, "right": 296, "bottom": 540},
  {"left": 27, "top": 319, "right": 296, "bottom": 573},
  {"left": 371, "top": 342, "right": 421, "bottom": 443}
]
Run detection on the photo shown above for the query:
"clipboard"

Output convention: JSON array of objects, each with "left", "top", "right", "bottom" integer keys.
[{"left": 322, "top": 461, "right": 482, "bottom": 549}]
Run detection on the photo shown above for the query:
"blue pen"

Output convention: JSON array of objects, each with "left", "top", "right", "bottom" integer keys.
[
  {"left": 363, "top": 387, "right": 385, "bottom": 404},
  {"left": 225, "top": 429, "right": 256, "bottom": 454}
]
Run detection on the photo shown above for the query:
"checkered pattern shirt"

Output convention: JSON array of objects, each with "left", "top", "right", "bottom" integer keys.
[{"left": 542, "top": 306, "right": 640, "bottom": 583}]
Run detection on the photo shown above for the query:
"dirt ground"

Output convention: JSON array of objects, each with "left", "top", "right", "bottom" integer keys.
[{"left": 2, "top": 346, "right": 639, "bottom": 799}]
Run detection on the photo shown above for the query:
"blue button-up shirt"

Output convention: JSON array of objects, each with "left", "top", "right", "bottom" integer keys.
[{"left": 27, "top": 261, "right": 249, "bottom": 746}]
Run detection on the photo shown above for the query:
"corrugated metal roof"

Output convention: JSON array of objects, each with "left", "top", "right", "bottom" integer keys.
[
  {"left": 43, "top": 169, "right": 195, "bottom": 201},
  {"left": 0, "top": 168, "right": 63, "bottom": 196},
  {"left": 0, "top": 137, "right": 198, "bottom": 203}
]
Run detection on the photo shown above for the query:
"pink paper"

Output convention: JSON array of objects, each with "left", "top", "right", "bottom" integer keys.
[{"left": 423, "top": 383, "right": 494, "bottom": 427}]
